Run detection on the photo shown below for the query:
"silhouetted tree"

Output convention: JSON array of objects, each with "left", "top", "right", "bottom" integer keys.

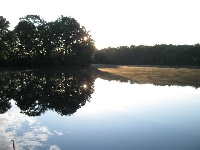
[
  {"left": 42, "top": 16, "right": 95, "bottom": 66},
  {"left": 12, "top": 15, "right": 45, "bottom": 66},
  {"left": 0, "top": 16, "right": 10, "bottom": 64},
  {"left": 0, "top": 15, "right": 96, "bottom": 67},
  {"left": 0, "top": 16, "right": 9, "bottom": 36}
]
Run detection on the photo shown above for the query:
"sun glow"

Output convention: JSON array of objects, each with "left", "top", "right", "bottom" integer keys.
[
  {"left": 83, "top": 37, "right": 88, "bottom": 41},
  {"left": 83, "top": 84, "right": 87, "bottom": 89}
]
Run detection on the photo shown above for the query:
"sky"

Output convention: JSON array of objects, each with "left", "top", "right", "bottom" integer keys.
[{"left": 1, "top": 0, "right": 200, "bottom": 49}]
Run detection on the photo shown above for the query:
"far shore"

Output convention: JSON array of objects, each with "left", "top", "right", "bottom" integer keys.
[
  {"left": 91, "top": 64, "right": 200, "bottom": 69},
  {"left": 91, "top": 64, "right": 200, "bottom": 87}
]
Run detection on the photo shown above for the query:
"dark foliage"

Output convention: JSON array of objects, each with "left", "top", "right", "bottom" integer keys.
[
  {"left": 95, "top": 44, "right": 200, "bottom": 66},
  {"left": 0, "top": 69, "right": 95, "bottom": 116},
  {"left": 0, "top": 15, "right": 96, "bottom": 67}
]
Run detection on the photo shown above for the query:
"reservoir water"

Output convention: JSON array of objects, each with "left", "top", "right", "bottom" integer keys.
[{"left": 0, "top": 69, "right": 200, "bottom": 150}]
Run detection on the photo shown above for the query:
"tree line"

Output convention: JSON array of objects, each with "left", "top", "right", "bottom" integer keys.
[
  {"left": 0, "top": 15, "right": 96, "bottom": 67},
  {"left": 1, "top": 15, "right": 200, "bottom": 67},
  {"left": 94, "top": 44, "right": 200, "bottom": 66}
]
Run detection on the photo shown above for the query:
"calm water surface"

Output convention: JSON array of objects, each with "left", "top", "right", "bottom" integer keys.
[{"left": 0, "top": 70, "right": 200, "bottom": 150}]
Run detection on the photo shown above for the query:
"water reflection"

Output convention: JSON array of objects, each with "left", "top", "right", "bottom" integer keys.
[
  {"left": 77, "top": 78, "right": 200, "bottom": 150},
  {"left": 0, "top": 73, "right": 200, "bottom": 149},
  {"left": 0, "top": 69, "right": 95, "bottom": 116},
  {"left": 0, "top": 100, "right": 60, "bottom": 150}
]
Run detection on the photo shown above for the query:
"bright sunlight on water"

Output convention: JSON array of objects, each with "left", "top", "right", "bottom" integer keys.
[{"left": 0, "top": 70, "right": 200, "bottom": 150}]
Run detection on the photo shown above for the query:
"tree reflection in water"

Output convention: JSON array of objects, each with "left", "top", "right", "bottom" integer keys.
[{"left": 0, "top": 69, "right": 95, "bottom": 116}]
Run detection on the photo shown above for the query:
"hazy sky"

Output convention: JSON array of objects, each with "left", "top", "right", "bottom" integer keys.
[{"left": 1, "top": 0, "right": 200, "bottom": 49}]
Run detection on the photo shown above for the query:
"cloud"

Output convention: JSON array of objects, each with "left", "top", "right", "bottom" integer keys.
[
  {"left": 0, "top": 100, "right": 54, "bottom": 150},
  {"left": 54, "top": 130, "right": 63, "bottom": 136},
  {"left": 50, "top": 145, "right": 61, "bottom": 150}
]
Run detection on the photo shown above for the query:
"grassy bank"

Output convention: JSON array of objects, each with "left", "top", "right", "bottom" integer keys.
[{"left": 92, "top": 65, "right": 200, "bottom": 87}]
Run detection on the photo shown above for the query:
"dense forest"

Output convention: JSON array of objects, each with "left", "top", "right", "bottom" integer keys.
[
  {"left": 94, "top": 44, "right": 200, "bottom": 66},
  {"left": 0, "top": 15, "right": 96, "bottom": 67}
]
